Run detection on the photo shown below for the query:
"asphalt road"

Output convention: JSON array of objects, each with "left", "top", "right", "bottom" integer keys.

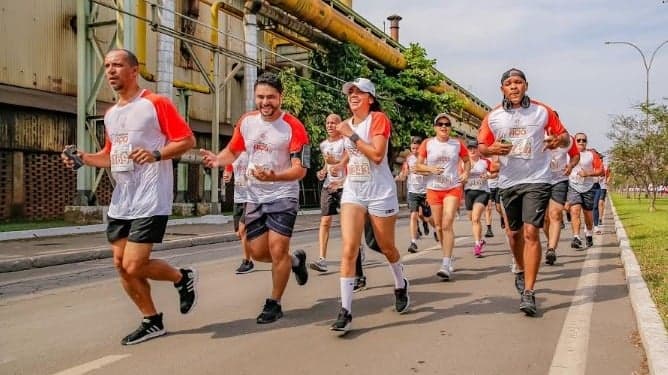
[{"left": 0, "top": 217, "right": 646, "bottom": 375}]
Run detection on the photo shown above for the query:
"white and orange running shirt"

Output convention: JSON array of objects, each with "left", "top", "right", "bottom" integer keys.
[
  {"left": 228, "top": 111, "right": 309, "bottom": 204},
  {"left": 465, "top": 158, "right": 492, "bottom": 192},
  {"left": 319, "top": 137, "right": 346, "bottom": 189},
  {"left": 225, "top": 151, "right": 250, "bottom": 203},
  {"left": 569, "top": 149, "right": 603, "bottom": 193},
  {"left": 405, "top": 154, "right": 427, "bottom": 194},
  {"left": 342, "top": 111, "right": 396, "bottom": 201},
  {"left": 599, "top": 162, "right": 610, "bottom": 189},
  {"left": 478, "top": 100, "right": 566, "bottom": 189},
  {"left": 549, "top": 136, "right": 580, "bottom": 184},
  {"left": 418, "top": 137, "right": 469, "bottom": 191},
  {"left": 102, "top": 89, "right": 193, "bottom": 219}
]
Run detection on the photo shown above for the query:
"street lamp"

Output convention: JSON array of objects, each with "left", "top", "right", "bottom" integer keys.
[{"left": 604, "top": 40, "right": 668, "bottom": 121}]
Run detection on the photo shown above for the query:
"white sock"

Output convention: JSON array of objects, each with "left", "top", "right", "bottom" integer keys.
[
  {"left": 340, "top": 277, "right": 355, "bottom": 313},
  {"left": 411, "top": 238, "right": 417, "bottom": 243},
  {"left": 574, "top": 235, "right": 581, "bottom": 240},
  {"left": 584, "top": 229, "right": 592, "bottom": 237},
  {"left": 388, "top": 262, "right": 406, "bottom": 288},
  {"left": 290, "top": 254, "right": 299, "bottom": 267},
  {"left": 442, "top": 257, "right": 451, "bottom": 267}
]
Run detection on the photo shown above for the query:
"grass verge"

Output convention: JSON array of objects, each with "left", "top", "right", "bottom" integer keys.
[
  {"left": 0, "top": 220, "right": 70, "bottom": 232},
  {"left": 611, "top": 193, "right": 668, "bottom": 328}
]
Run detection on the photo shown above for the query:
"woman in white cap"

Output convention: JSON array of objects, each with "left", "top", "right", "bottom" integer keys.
[{"left": 330, "top": 78, "right": 410, "bottom": 334}]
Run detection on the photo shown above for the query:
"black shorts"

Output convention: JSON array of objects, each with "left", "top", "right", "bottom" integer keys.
[
  {"left": 464, "top": 190, "right": 489, "bottom": 211},
  {"left": 500, "top": 183, "right": 551, "bottom": 231},
  {"left": 245, "top": 198, "right": 299, "bottom": 240},
  {"left": 599, "top": 189, "right": 607, "bottom": 201},
  {"left": 567, "top": 187, "right": 596, "bottom": 211},
  {"left": 320, "top": 187, "right": 343, "bottom": 216},
  {"left": 489, "top": 188, "right": 500, "bottom": 204},
  {"left": 407, "top": 192, "right": 431, "bottom": 217},
  {"left": 106, "top": 215, "right": 169, "bottom": 244},
  {"left": 550, "top": 180, "right": 569, "bottom": 205},
  {"left": 233, "top": 202, "right": 247, "bottom": 232}
]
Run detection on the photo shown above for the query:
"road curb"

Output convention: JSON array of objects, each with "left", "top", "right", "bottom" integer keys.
[{"left": 611, "top": 201, "right": 668, "bottom": 375}]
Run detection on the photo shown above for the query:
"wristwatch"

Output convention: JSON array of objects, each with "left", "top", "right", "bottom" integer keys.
[
  {"left": 349, "top": 133, "right": 361, "bottom": 144},
  {"left": 151, "top": 150, "right": 162, "bottom": 161}
]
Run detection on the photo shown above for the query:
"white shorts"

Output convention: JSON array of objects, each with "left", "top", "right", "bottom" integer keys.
[{"left": 341, "top": 190, "right": 399, "bottom": 218}]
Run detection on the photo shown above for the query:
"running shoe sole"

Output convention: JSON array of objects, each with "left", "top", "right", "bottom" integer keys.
[
  {"left": 520, "top": 303, "right": 537, "bottom": 317},
  {"left": 235, "top": 263, "right": 255, "bottom": 274},
  {"left": 436, "top": 270, "right": 451, "bottom": 281},
  {"left": 121, "top": 328, "right": 166, "bottom": 345},
  {"left": 308, "top": 263, "right": 328, "bottom": 273}
]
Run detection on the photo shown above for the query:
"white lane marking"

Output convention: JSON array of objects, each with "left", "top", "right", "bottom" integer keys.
[
  {"left": 548, "top": 240, "right": 601, "bottom": 375},
  {"left": 51, "top": 354, "right": 130, "bottom": 375}
]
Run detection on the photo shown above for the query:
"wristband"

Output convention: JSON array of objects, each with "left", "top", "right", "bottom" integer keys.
[
  {"left": 349, "top": 133, "right": 361, "bottom": 144},
  {"left": 152, "top": 150, "right": 162, "bottom": 161}
]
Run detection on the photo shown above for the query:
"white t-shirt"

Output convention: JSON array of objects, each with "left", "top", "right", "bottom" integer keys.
[
  {"left": 549, "top": 136, "right": 579, "bottom": 184},
  {"left": 230, "top": 152, "right": 249, "bottom": 203},
  {"left": 319, "top": 137, "right": 346, "bottom": 189},
  {"left": 405, "top": 154, "right": 427, "bottom": 194},
  {"left": 465, "top": 158, "right": 491, "bottom": 192},
  {"left": 342, "top": 112, "right": 396, "bottom": 201},
  {"left": 478, "top": 100, "right": 567, "bottom": 189},
  {"left": 228, "top": 111, "right": 309, "bottom": 204},
  {"left": 569, "top": 149, "right": 603, "bottom": 193},
  {"left": 418, "top": 137, "right": 469, "bottom": 191},
  {"left": 103, "top": 89, "right": 193, "bottom": 219}
]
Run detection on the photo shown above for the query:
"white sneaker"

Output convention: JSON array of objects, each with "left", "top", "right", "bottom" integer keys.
[
  {"left": 436, "top": 265, "right": 451, "bottom": 281},
  {"left": 309, "top": 258, "right": 328, "bottom": 272},
  {"left": 594, "top": 226, "right": 602, "bottom": 234},
  {"left": 448, "top": 258, "right": 455, "bottom": 273}
]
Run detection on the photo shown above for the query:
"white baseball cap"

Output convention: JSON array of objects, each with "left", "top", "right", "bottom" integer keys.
[{"left": 342, "top": 77, "right": 376, "bottom": 97}]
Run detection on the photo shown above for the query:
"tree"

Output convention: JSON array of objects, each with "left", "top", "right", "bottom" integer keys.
[{"left": 607, "top": 103, "right": 668, "bottom": 211}]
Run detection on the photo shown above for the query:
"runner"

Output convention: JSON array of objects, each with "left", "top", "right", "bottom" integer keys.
[
  {"left": 486, "top": 154, "right": 505, "bottom": 233},
  {"left": 223, "top": 151, "right": 254, "bottom": 274},
  {"left": 61, "top": 49, "right": 197, "bottom": 345},
  {"left": 416, "top": 113, "right": 470, "bottom": 280},
  {"left": 543, "top": 133, "right": 579, "bottom": 265},
  {"left": 330, "top": 78, "right": 409, "bottom": 334},
  {"left": 463, "top": 140, "right": 498, "bottom": 258},
  {"left": 593, "top": 154, "right": 610, "bottom": 234},
  {"left": 200, "top": 72, "right": 310, "bottom": 324},
  {"left": 395, "top": 136, "right": 436, "bottom": 253},
  {"left": 567, "top": 133, "right": 603, "bottom": 249},
  {"left": 310, "top": 114, "right": 347, "bottom": 273},
  {"left": 478, "top": 68, "right": 570, "bottom": 316}
]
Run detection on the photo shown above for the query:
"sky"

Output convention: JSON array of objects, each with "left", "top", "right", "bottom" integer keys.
[{"left": 353, "top": 0, "right": 668, "bottom": 153}]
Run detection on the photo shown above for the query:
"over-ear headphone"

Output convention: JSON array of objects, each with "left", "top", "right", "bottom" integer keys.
[{"left": 502, "top": 95, "right": 531, "bottom": 110}]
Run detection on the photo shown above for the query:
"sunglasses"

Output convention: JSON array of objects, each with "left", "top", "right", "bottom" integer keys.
[
  {"left": 435, "top": 122, "right": 451, "bottom": 127},
  {"left": 576, "top": 139, "right": 587, "bottom": 143}
]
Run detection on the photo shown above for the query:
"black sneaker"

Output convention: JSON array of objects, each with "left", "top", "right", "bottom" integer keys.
[
  {"left": 586, "top": 236, "right": 593, "bottom": 248},
  {"left": 256, "top": 298, "right": 283, "bottom": 324},
  {"left": 500, "top": 217, "right": 506, "bottom": 229},
  {"left": 514, "top": 271, "right": 525, "bottom": 295},
  {"left": 174, "top": 268, "right": 198, "bottom": 314},
  {"left": 121, "top": 313, "right": 166, "bottom": 345},
  {"left": 485, "top": 227, "right": 494, "bottom": 238},
  {"left": 353, "top": 276, "right": 367, "bottom": 293},
  {"left": 422, "top": 221, "right": 430, "bottom": 236},
  {"left": 330, "top": 307, "right": 352, "bottom": 333},
  {"left": 571, "top": 237, "right": 583, "bottom": 250},
  {"left": 292, "top": 249, "right": 308, "bottom": 285},
  {"left": 235, "top": 259, "right": 254, "bottom": 274},
  {"left": 394, "top": 279, "right": 410, "bottom": 314},
  {"left": 545, "top": 248, "right": 557, "bottom": 265},
  {"left": 519, "top": 290, "right": 537, "bottom": 316},
  {"left": 407, "top": 242, "right": 418, "bottom": 254}
]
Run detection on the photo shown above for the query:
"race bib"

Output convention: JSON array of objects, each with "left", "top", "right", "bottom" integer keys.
[
  {"left": 348, "top": 155, "right": 371, "bottom": 182},
  {"left": 468, "top": 177, "right": 485, "bottom": 190},
  {"left": 110, "top": 143, "right": 134, "bottom": 172},
  {"left": 433, "top": 173, "right": 455, "bottom": 189},
  {"left": 327, "top": 164, "right": 345, "bottom": 182},
  {"left": 550, "top": 157, "right": 562, "bottom": 172},
  {"left": 235, "top": 172, "right": 247, "bottom": 187},
  {"left": 508, "top": 138, "right": 533, "bottom": 159}
]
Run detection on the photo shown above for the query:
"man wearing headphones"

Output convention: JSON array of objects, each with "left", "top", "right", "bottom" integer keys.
[{"left": 478, "top": 68, "right": 570, "bottom": 316}]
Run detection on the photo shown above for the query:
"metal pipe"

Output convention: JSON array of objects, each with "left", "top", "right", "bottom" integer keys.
[{"left": 157, "top": 0, "right": 176, "bottom": 98}]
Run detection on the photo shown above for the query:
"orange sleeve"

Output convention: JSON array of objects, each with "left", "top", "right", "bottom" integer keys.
[
  {"left": 369, "top": 112, "right": 391, "bottom": 139},
  {"left": 101, "top": 132, "right": 111, "bottom": 154},
  {"left": 591, "top": 150, "right": 603, "bottom": 170},
  {"left": 544, "top": 106, "right": 567, "bottom": 136},
  {"left": 224, "top": 164, "right": 233, "bottom": 173},
  {"left": 458, "top": 140, "right": 469, "bottom": 158},
  {"left": 483, "top": 158, "right": 492, "bottom": 171},
  {"left": 145, "top": 93, "right": 193, "bottom": 141},
  {"left": 567, "top": 136, "right": 579, "bottom": 158},
  {"left": 284, "top": 113, "right": 309, "bottom": 153},
  {"left": 477, "top": 115, "right": 495, "bottom": 146},
  {"left": 418, "top": 139, "right": 429, "bottom": 158},
  {"left": 228, "top": 120, "right": 246, "bottom": 153}
]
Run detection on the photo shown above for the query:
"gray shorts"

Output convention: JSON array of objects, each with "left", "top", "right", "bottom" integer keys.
[
  {"left": 499, "top": 183, "right": 551, "bottom": 231},
  {"left": 550, "top": 181, "right": 569, "bottom": 205},
  {"left": 320, "top": 187, "right": 343, "bottom": 216},
  {"left": 567, "top": 187, "right": 596, "bottom": 211},
  {"left": 407, "top": 192, "right": 431, "bottom": 217},
  {"left": 244, "top": 198, "right": 299, "bottom": 240}
]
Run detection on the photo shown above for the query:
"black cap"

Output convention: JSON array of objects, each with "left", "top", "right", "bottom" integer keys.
[
  {"left": 467, "top": 140, "right": 479, "bottom": 148},
  {"left": 500, "top": 68, "right": 527, "bottom": 84},
  {"left": 410, "top": 136, "right": 423, "bottom": 144}
]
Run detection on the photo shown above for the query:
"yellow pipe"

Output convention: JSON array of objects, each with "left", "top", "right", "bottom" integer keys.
[
  {"left": 210, "top": 1, "right": 225, "bottom": 77},
  {"left": 430, "top": 84, "right": 488, "bottom": 121},
  {"left": 136, "top": 1, "right": 211, "bottom": 93},
  {"left": 266, "top": 0, "right": 407, "bottom": 70}
]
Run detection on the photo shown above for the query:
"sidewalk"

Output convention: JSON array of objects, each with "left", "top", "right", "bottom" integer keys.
[{"left": 0, "top": 208, "right": 409, "bottom": 273}]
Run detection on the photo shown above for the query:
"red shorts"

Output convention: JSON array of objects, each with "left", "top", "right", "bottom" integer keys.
[{"left": 427, "top": 187, "right": 463, "bottom": 206}]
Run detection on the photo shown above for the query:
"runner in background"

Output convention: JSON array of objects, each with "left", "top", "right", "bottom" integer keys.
[
  {"left": 223, "top": 151, "right": 254, "bottom": 274},
  {"left": 593, "top": 153, "right": 610, "bottom": 234}
]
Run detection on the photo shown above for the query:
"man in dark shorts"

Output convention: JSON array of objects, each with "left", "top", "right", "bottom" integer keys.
[
  {"left": 224, "top": 151, "right": 254, "bottom": 274},
  {"left": 62, "top": 49, "right": 197, "bottom": 345},
  {"left": 201, "top": 72, "right": 310, "bottom": 324},
  {"left": 478, "top": 68, "right": 570, "bottom": 316}
]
